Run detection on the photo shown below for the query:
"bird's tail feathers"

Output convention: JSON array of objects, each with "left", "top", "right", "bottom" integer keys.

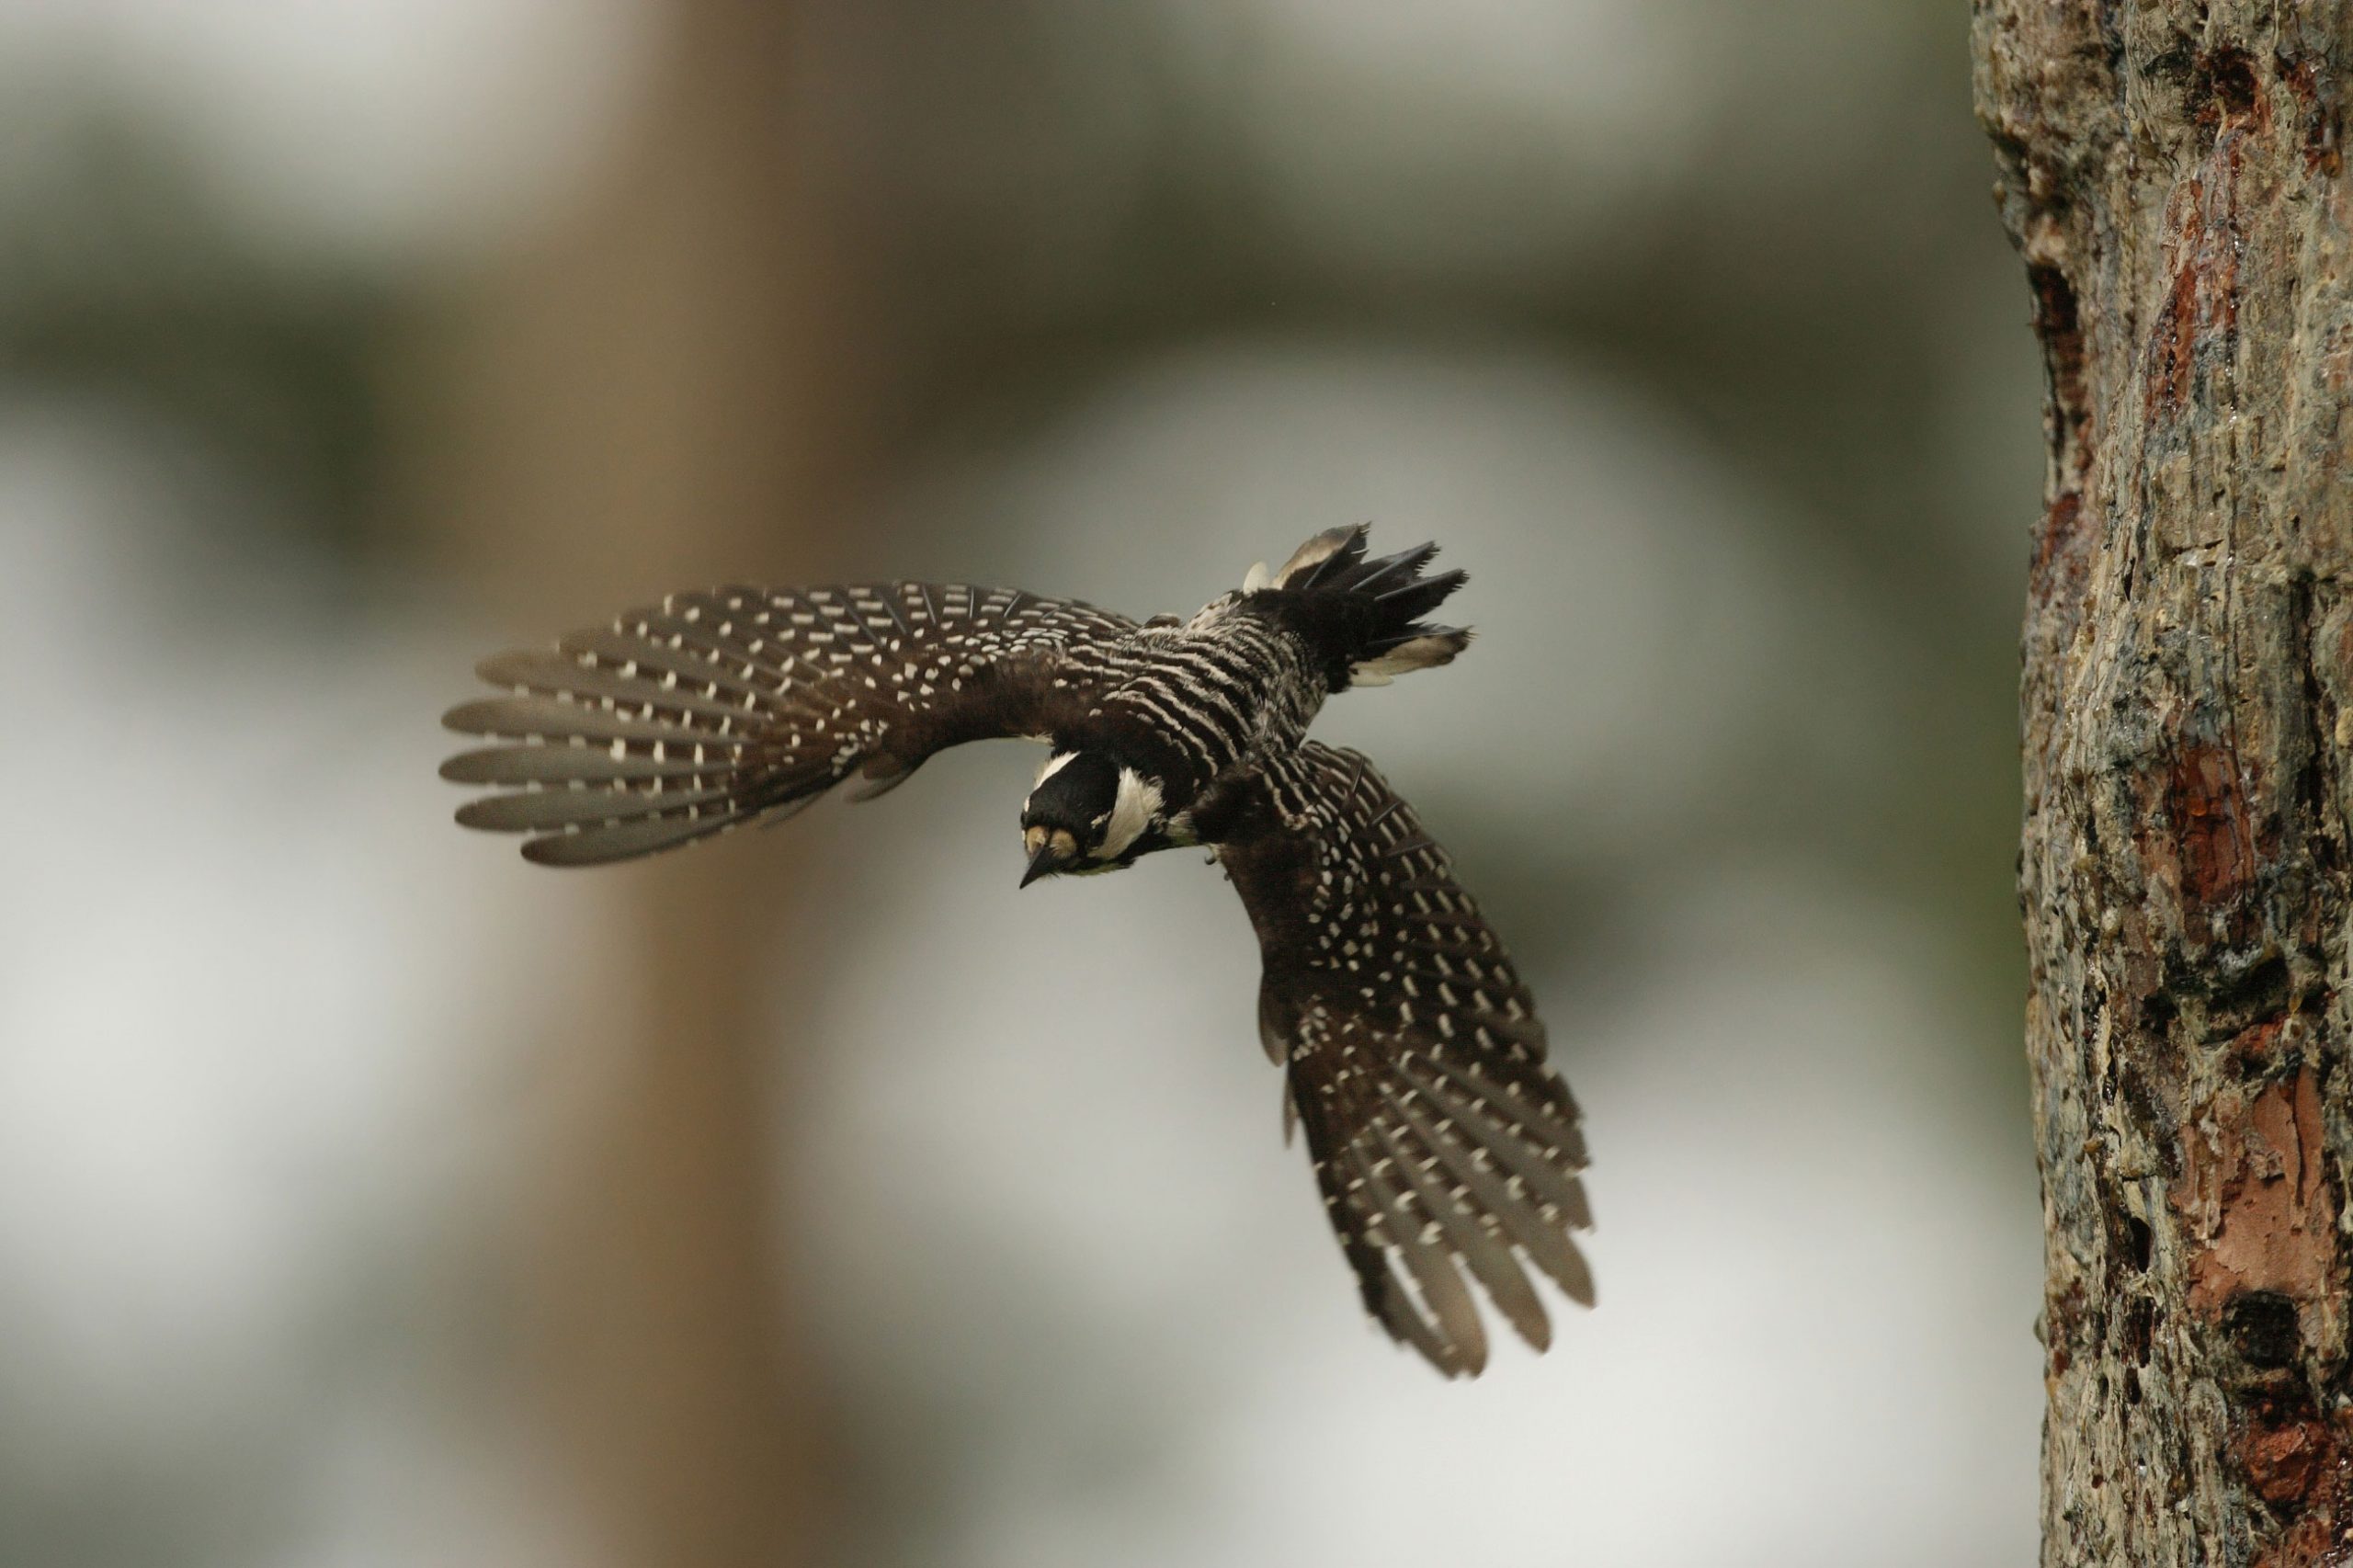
[{"left": 1251, "top": 525, "right": 1472, "bottom": 687}]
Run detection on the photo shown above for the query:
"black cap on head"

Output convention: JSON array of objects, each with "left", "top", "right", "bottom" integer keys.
[
  {"left": 1020, "top": 750, "right": 1120, "bottom": 884},
  {"left": 1022, "top": 751, "right": 1120, "bottom": 838}
]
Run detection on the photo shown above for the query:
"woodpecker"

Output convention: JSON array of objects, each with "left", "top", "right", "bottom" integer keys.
[{"left": 441, "top": 526, "right": 1591, "bottom": 1375}]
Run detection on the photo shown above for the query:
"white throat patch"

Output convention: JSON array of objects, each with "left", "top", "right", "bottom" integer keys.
[{"left": 1094, "top": 767, "right": 1164, "bottom": 860}]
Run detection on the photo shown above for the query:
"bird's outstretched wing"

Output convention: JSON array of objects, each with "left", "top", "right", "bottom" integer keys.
[
  {"left": 442, "top": 583, "right": 1135, "bottom": 864},
  {"left": 1206, "top": 742, "right": 1592, "bottom": 1376}
]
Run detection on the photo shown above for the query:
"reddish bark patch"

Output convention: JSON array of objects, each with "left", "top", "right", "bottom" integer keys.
[
  {"left": 2146, "top": 141, "right": 2244, "bottom": 419},
  {"left": 2044, "top": 1274, "right": 2088, "bottom": 1386},
  {"left": 2243, "top": 1406, "right": 2353, "bottom": 1568},
  {"left": 2153, "top": 230, "right": 2200, "bottom": 412},
  {"left": 2196, "top": 49, "right": 2267, "bottom": 136},
  {"left": 2251, "top": 1516, "right": 2353, "bottom": 1568},
  {"left": 2031, "top": 489, "right": 2094, "bottom": 620},
  {"left": 2232, "top": 1018, "right": 2289, "bottom": 1068},
  {"left": 2169, "top": 742, "right": 2256, "bottom": 909},
  {"left": 2172, "top": 1068, "right": 2337, "bottom": 1321},
  {"left": 2187, "top": 1073, "right": 2353, "bottom": 1562},
  {"left": 2283, "top": 59, "right": 2343, "bottom": 177},
  {"left": 2244, "top": 1409, "right": 2331, "bottom": 1506},
  {"left": 2035, "top": 487, "right": 2086, "bottom": 571}
]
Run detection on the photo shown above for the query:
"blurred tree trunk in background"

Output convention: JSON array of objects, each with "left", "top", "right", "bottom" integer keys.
[
  {"left": 410, "top": 3, "right": 875, "bottom": 1565},
  {"left": 1978, "top": 4, "right": 2353, "bottom": 1562}
]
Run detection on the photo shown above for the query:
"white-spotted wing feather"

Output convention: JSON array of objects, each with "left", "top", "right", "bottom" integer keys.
[
  {"left": 442, "top": 584, "right": 1137, "bottom": 864},
  {"left": 1209, "top": 742, "right": 1591, "bottom": 1377}
]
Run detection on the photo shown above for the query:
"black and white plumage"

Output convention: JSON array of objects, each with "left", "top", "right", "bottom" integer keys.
[{"left": 441, "top": 527, "right": 1592, "bottom": 1375}]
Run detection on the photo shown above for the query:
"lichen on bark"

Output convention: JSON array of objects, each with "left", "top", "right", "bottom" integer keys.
[{"left": 1976, "top": 1, "right": 2353, "bottom": 1562}]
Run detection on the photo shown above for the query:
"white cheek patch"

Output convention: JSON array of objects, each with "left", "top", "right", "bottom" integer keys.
[
  {"left": 1034, "top": 750, "right": 1077, "bottom": 787},
  {"left": 1093, "top": 767, "right": 1164, "bottom": 860}
]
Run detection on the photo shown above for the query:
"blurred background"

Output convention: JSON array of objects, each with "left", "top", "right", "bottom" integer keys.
[{"left": 0, "top": 2, "right": 2043, "bottom": 1564}]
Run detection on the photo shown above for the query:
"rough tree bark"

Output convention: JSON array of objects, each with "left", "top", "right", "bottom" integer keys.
[{"left": 1976, "top": 5, "right": 2353, "bottom": 1563}]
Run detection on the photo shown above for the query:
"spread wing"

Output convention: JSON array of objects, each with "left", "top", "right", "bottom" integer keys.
[
  {"left": 1208, "top": 742, "right": 1592, "bottom": 1377},
  {"left": 442, "top": 583, "right": 1136, "bottom": 864}
]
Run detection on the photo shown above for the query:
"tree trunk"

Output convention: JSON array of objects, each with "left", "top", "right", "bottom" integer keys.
[
  {"left": 408, "top": 3, "right": 872, "bottom": 1564},
  {"left": 1976, "top": 5, "right": 2353, "bottom": 1562}
]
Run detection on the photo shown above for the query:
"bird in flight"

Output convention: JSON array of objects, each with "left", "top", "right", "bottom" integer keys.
[{"left": 440, "top": 526, "right": 1592, "bottom": 1375}]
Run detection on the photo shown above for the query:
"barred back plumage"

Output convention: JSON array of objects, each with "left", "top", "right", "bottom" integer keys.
[{"left": 441, "top": 525, "right": 1589, "bottom": 1376}]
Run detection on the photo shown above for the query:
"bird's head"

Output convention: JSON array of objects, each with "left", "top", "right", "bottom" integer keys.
[{"left": 1019, "top": 749, "right": 1166, "bottom": 885}]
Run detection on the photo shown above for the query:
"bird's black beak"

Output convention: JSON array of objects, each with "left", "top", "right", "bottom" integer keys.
[{"left": 1021, "top": 841, "right": 1063, "bottom": 888}]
